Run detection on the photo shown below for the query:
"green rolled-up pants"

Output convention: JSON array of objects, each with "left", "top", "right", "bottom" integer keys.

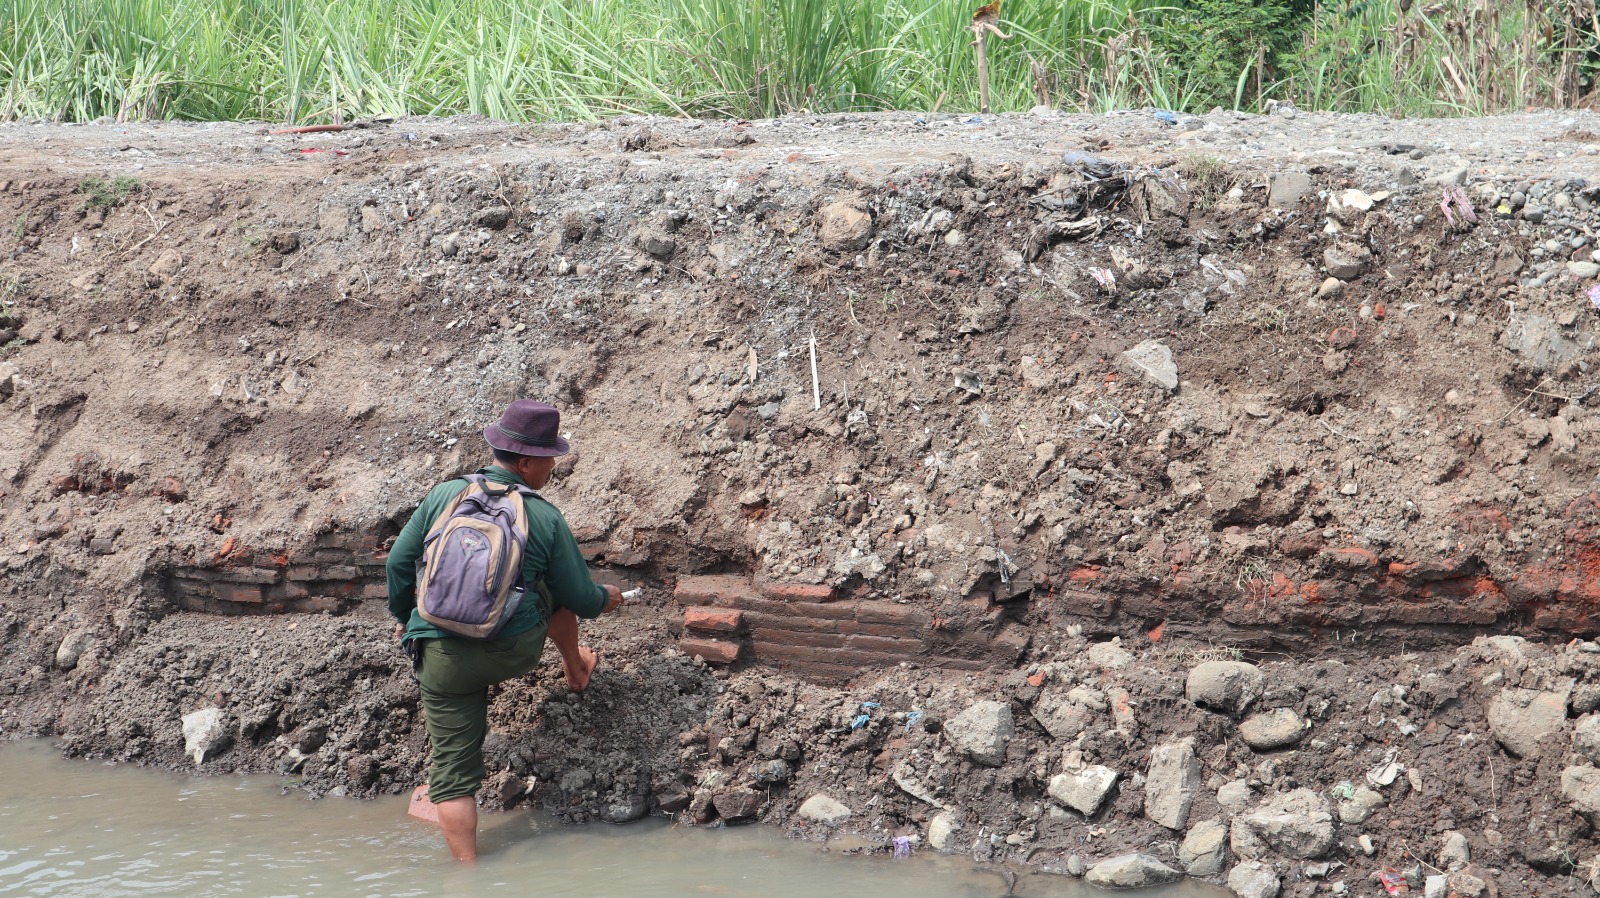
[{"left": 417, "top": 622, "right": 549, "bottom": 804}]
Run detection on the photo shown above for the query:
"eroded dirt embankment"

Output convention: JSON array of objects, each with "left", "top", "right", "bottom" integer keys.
[{"left": 3, "top": 109, "right": 1600, "bottom": 896}]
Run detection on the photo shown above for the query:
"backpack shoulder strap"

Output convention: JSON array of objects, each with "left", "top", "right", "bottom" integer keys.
[{"left": 424, "top": 477, "right": 484, "bottom": 540}]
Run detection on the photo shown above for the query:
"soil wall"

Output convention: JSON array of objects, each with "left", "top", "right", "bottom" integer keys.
[{"left": 3, "top": 109, "right": 1600, "bottom": 896}]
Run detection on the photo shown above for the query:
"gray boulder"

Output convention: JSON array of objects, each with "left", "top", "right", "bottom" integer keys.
[
  {"left": 944, "top": 700, "right": 1013, "bottom": 767},
  {"left": 1048, "top": 765, "right": 1118, "bottom": 817},
  {"left": 1145, "top": 738, "right": 1202, "bottom": 829},
  {"left": 928, "top": 811, "right": 962, "bottom": 851},
  {"left": 181, "top": 707, "right": 232, "bottom": 765},
  {"left": 1084, "top": 853, "right": 1183, "bottom": 889},
  {"left": 1031, "top": 688, "right": 1097, "bottom": 741},
  {"left": 1238, "top": 788, "right": 1335, "bottom": 859},
  {"left": 1562, "top": 766, "right": 1600, "bottom": 820},
  {"left": 797, "top": 794, "right": 852, "bottom": 826},
  {"left": 1119, "top": 340, "right": 1178, "bottom": 392},
  {"left": 1239, "top": 709, "right": 1306, "bottom": 750},
  {"left": 1180, "top": 818, "right": 1228, "bottom": 876},
  {"left": 1228, "top": 860, "right": 1281, "bottom": 898},
  {"left": 1337, "top": 786, "right": 1385, "bottom": 824},
  {"left": 1488, "top": 685, "right": 1570, "bottom": 758},
  {"left": 1573, "top": 714, "right": 1600, "bottom": 764},
  {"left": 1186, "top": 661, "right": 1265, "bottom": 715}
]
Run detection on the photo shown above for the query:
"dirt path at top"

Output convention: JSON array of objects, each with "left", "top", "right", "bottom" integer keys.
[{"left": 3, "top": 108, "right": 1600, "bottom": 895}]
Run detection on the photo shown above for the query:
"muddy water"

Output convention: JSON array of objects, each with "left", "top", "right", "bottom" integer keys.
[{"left": 0, "top": 740, "right": 1226, "bottom": 898}]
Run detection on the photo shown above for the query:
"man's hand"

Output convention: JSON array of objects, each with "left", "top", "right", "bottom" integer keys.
[{"left": 602, "top": 584, "right": 624, "bottom": 614}]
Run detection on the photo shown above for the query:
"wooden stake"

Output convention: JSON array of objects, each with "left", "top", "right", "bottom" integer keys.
[
  {"left": 809, "top": 332, "right": 821, "bottom": 410},
  {"left": 968, "top": 8, "right": 1010, "bottom": 116}
]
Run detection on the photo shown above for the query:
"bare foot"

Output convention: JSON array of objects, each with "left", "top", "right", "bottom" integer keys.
[{"left": 563, "top": 645, "right": 598, "bottom": 692}]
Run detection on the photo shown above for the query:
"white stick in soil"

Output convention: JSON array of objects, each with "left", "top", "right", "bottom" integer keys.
[{"left": 809, "top": 332, "right": 821, "bottom": 411}]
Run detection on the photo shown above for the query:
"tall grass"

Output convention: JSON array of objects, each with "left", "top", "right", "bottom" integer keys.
[{"left": 0, "top": 0, "right": 1594, "bottom": 123}]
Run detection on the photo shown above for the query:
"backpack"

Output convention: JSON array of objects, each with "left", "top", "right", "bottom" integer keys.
[{"left": 414, "top": 473, "right": 540, "bottom": 639}]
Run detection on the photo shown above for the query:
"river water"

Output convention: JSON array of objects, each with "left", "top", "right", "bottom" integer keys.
[{"left": 0, "top": 740, "right": 1227, "bottom": 898}]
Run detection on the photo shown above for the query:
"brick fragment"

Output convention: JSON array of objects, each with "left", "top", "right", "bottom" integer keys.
[
  {"left": 684, "top": 607, "right": 744, "bottom": 634},
  {"left": 679, "top": 636, "right": 742, "bottom": 664},
  {"left": 215, "top": 583, "right": 265, "bottom": 604},
  {"left": 674, "top": 574, "right": 754, "bottom": 606},
  {"left": 758, "top": 582, "right": 836, "bottom": 602},
  {"left": 408, "top": 785, "right": 440, "bottom": 823}
]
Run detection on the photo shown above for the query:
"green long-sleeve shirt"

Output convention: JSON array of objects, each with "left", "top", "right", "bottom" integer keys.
[{"left": 386, "top": 465, "right": 607, "bottom": 642}]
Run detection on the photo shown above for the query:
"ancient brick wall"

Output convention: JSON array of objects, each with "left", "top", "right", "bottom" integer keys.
[{"left": 162, "top": 530, "right": 388, "bottom": 615}]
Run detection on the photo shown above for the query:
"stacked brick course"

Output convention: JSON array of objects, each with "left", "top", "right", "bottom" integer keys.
[
  {"left": 164, "top": 530, "right": 388, "bottom": 615},
  {"left": 673, "top": 574, "right": 1020, "bottom": 683}
]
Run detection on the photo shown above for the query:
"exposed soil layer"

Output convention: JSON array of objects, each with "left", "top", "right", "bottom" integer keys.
[{"left": 4, "top": 109, "right": 1600, "bottom": 896}]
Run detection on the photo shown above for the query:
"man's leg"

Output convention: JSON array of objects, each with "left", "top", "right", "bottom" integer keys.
[
  {"left": 546, "top": 607, "right": 597, "bottom": 691},
  {"left": 435, "top": 797, "right": 479, "bottom": 861}
]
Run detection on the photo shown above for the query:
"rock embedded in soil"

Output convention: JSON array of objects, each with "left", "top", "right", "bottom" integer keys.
[
  {"left": 711, "top": 788, "right": 767, "bottom": 822},
  {"left": 1048, "top": 765, "right": 1118, "bottom": 817},
  {"left": 1144, "top": 738, "right": 1201, "bottom": 830},
  {"left": 1439, "top": 830, "right": 1470, "bottom": 871},
  {"left": 1179, "top": 818, "right": 1228, "bottom": 876},
  {"left": 181, "top": 707, "right": 231, "bottom": 765},
  {"left": 1083, "top": 853, "right": 1182, "bottom": 889},
  {"left": 54, "top": 630, "right": 89, "bottom": 671},
  {"left": 943, "top": 700, "right": 1013, "bottom": 767},
  {"left": 818, "top": 201, "right": 872, "bottom": 252},
  {"left": 1236, "top": 788, "right": 1335, "bottom": 859},
  {"left": 1322, "top": 241, "right": 1372, "bottom": 280},
  {"left": 1228, "top": 860, "right": 1281, "bottom": 898},
  {"left": 1186, "top": 661, "right": 1265, "bottom": 716},
  {"left": 1561, "top": 766, "right": 1600, "bottom": 821},
  {"left": 1573, "top": 714, "right": 1600, "bottom": 764},
  {"left": 1238, "top": 709, "right": 1306, "bottom": 751},
  {"left": 1117, "top": 340, "right": 1178, "bottom": 392},
  {"left": 797, "top": 793, "right": 852, "bottom": 826},
  {"left": 1336, "top": 786, "right": 1384, "bottom": 824},
  {"left": 928, "top": 811, "right": 961, "bottom": 852},
  {"left": 1487, "top": 684, "right": 1570, "bottom": 757}
]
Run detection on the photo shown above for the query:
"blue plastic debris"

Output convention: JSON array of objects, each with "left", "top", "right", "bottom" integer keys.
[
  {"left": 904, "top": 710, "right": 924, "bottom": 732},
  {"left": 860, "top": 702, "right": 881, "bottom": 710},
  {"left": 893, "top": 836, "right": 913, "bottom": 859},
  {"left": 1154, "top": 110, "right": 1178, "bottom": 126},
  {"left": 964, "top": 115, "right": 983, "bottom": 124},
  {"left": 851, "top": 714, "right": 871, "bottom": 731}
]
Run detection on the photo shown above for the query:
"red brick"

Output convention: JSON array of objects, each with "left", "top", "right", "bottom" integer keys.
[
  {"left": 855, "top": 602, "right": 931, "bottom": 627},
  {"left": 752, "top": 642, "right": 921, "bottom": 669},
  {"left": 758, "top": 582, "right": 836, "bottom": 602},
  {"left": 742, "top": 611, "right": 841, "bottom": 634},
  {"left": 287, "top": 565, "right": 320, "bottom": 582},
  {"left": 216, "top": 567, "right": 282, "bottom": 585},
  {"left": 843, "top": 633, "right": 926, "bottom": 655},
  {"left": 674, "top": 575, "right": 754, "bottom": 606},
  {"left": 216, "top": 583, "right": 265, "bottom": 604},
  {"left": 679, "top": 636, "right": 742, "bottom": 664},
  {"left": 1326, "top": 547, "right": 1378, "bottom": 568},
  {"left": 750, "top": 626, "right": 849, "bottom": 650},
  {"left": 729, "top": 595, "right": 858, "bottom": 620},
  {"left": 321, "top": 565, "right": 360, "bottom": 580},
  {"left": 361, "top": 582, "right": 389, "bottom": 599},
  {"left": 685, "top": 607, "right": 744, "bottom": 634},
  {"left": 836, "top": 619, "right": 923, "bottom": 640}
]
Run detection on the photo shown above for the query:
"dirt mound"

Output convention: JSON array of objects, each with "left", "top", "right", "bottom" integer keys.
[{"left": 3, "top": 109, "right": 1600, "bottom": 895}]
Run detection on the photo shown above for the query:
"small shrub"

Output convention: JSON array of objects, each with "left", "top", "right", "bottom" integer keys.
[{"left": 79, "top": 176, "right": 141, "bottom": 210}]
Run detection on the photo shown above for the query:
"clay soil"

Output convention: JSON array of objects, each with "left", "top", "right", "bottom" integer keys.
[{"left": 4, "top": 108, "right": 1600, "bottom": 896}]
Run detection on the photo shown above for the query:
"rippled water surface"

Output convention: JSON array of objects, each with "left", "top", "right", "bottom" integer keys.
[{"left": 0, "top": 739, "right": 1226, "bottom": 898}]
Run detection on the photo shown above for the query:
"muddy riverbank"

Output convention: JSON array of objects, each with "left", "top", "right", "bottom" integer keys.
[{"left": 4, "top": 108, "right": 1600, "bottom": 896}]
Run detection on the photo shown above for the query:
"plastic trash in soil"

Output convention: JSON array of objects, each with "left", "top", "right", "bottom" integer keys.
[
  {"left": 1375, "top": 867, "right": 1409, "bottom": 895},
  {"left": 894, "top": 837, "right": 913, "bottom": 859},
  {"left": 1587, "top": 283, "right": 1600, "bottom": 312}
]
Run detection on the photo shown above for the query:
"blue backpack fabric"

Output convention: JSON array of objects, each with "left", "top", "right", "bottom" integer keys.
[{"left": 415, "top": 474, "right": 538, "bottom": 639}]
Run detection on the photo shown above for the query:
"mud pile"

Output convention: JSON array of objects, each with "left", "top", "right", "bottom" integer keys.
[{"left": 3, "top": 108, "right": 1600, "bottom": 896}]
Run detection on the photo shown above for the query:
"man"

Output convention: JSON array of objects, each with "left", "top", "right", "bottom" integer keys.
[{"left": 386, "top": 399, "right": 623, "bottom": 861}]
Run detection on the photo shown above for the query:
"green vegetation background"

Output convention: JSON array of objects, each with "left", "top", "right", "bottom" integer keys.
[{"left": 2, "top": 0, "right": 1596, "bottom": 123}]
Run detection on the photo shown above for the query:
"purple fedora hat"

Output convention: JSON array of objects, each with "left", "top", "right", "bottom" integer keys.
[{"left": 483, "top": 400, "right": 571, "bottom": 457}]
